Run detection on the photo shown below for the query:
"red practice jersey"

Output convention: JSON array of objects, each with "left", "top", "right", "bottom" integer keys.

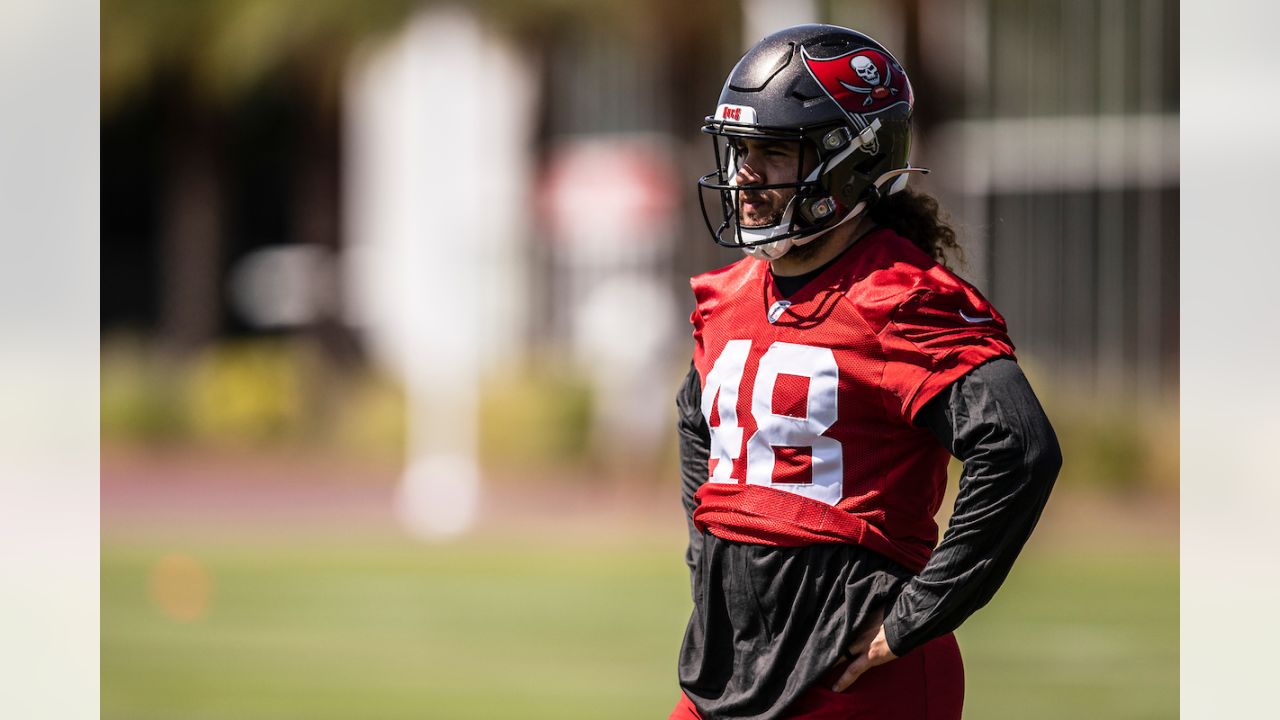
[{"left": 689, "top": 228, "right": 1015, "bottom": 573}]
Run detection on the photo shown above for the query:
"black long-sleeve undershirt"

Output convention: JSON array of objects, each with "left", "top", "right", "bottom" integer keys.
[
  {"left": 675, "top": 356, "right": 1060, "bottom": 658},
  {"left": 676, "top": 363, "right": 710, "bottom": 585},
  {"left": 884, "top": 357, "right": 1061, "bottom": 654}
]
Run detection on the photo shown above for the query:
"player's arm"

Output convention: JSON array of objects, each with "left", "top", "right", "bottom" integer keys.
[
  {"left": 675, "top": 361, "right": 710, "bottom": 583},
  {"left": 882, "top": 356, "right": 1062, "bottom": 656}
]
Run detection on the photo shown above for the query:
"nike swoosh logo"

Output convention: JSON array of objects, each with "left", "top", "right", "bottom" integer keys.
[{"left": 959, "top": 309, "right": 994, "bottom": 323}]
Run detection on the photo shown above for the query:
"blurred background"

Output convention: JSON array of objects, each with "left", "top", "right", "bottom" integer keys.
[{"left": 101, "top": 1, "right": 1177, "bottom": 718}]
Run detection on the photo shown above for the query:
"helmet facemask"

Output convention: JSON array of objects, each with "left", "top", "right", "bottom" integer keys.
[{"left": 697, "top": 119, "right": 882, "bottom": 260}]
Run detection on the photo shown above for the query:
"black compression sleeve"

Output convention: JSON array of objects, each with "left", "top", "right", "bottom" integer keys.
[
  {"left": 882, "top": 357, "right": 1062, "bottom": 656},
  {"left": 676, "top": 361, "right": 710, "bottom": 581}
]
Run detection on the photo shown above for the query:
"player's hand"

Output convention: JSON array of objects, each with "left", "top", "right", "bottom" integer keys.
[{"left": 831, "top": 622, "right": 898, "bottom": 692}]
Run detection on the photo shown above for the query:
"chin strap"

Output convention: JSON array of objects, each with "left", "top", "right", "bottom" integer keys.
[{"left": 742, "top": 166, "right": 930, "bottom": 261}]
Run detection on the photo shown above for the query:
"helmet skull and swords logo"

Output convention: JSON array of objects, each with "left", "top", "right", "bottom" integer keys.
[
  {"left": 841, "top": 52, "right": 897, "bottom": 105},
  {"left": 802, "top": 47, "right": 906, "bottom": 113}
]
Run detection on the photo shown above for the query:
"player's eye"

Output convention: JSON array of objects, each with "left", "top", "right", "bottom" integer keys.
[{"left": 754, "top": 142, "right": 792, "bottom": 159}]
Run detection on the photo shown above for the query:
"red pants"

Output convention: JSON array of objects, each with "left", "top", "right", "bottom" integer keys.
[{"left": 669, "top": 633, "right": 964, "bottom": 720}]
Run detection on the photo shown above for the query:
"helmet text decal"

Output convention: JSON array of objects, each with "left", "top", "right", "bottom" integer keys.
[{"left": 715, "top": 103, "right": 758, "bottom": 125}]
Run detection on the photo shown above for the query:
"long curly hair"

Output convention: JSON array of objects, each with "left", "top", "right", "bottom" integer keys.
[{"left": 868, "top": 187, "right": 965, "bottom": 269}]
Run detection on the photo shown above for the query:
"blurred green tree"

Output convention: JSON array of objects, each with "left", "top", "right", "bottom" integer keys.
[
  {"left": 104, "top": 0, "right": 419, "bottom": 355},
  {"left": 101, "top": 0, "right": 738, "bottom": 354}
]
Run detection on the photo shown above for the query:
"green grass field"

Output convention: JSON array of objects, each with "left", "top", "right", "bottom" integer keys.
[{"left": 103, "top": 535, "right": 1176, "bottom": 719}]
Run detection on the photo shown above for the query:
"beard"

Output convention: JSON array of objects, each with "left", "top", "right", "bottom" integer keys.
[
  {"left": 740, "top": 212, "right": 781, "bottom": 228},
  {"left": 738, "top": 190, "right": 790, "bottom": 228},
  {"left": 736, "top": 192, "right": 839, "bottom": 264}
]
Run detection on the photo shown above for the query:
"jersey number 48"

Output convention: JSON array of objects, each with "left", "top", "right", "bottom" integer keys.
[{"left": 701, "top": 340, "right": 843, "bottom": 506}]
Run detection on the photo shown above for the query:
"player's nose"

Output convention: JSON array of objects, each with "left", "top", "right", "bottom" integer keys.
[{"left": 734, "top": 152, "right": 765, "bottom": 186}]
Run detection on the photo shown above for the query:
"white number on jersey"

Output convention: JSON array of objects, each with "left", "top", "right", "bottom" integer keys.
[
  {"left": 701, "top": 339, "right": 751, "bottom": 484},
  {"left": 700, "top": 341, "right": 843, "bottom": 506}
]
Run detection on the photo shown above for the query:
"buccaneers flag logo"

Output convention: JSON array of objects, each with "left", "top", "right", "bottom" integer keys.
[{"left": 801, "top": 47, "right": 911, "bottom": 115}]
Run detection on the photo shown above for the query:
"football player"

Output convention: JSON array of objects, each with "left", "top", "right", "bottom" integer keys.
[{"left": 672, "top": 25, "right": 1061, "bottom": 720}]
